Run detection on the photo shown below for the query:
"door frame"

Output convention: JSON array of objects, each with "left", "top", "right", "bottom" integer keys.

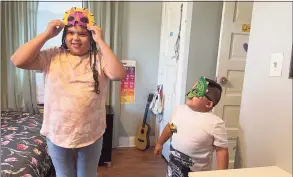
[
  {"left": 156, "top": 2, "right": 194, "bottom": 161},
  {"left": 157, "top": 2, "right": 193, "bottom": 107},
  {"left": 174, "top": 2, "right": 193, "bottom": 105}
]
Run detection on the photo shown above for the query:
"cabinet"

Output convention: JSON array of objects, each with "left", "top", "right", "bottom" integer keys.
[{"left": 98, "top": 105, "right": 114, "bottom": 167}]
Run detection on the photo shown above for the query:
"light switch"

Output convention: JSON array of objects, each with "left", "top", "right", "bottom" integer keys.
[{"left": 270, "top": 53, "right": 283, "bottom": 77}]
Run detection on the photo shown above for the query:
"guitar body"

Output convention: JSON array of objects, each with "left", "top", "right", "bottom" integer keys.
[
  {"left": 135, "top": 93, "right": 154, "bottom": 151},
  {"left": 135, "top": 123, "right": 151, "bottom": 151}
]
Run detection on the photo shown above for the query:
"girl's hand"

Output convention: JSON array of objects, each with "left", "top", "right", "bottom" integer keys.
[
  {"left": 44, "top": 20, "right": 65, "bottom": 40},
  {"left": 87, "top": 24, "right": 104, "bottom": 43}
]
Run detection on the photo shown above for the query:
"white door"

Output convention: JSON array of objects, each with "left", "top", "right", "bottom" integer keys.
[
  {"left": 212, "top": 2, "right": 254, "bottom": 169},
  {"left": 157, "top": 2, "right": 193, "bottom": 161}
]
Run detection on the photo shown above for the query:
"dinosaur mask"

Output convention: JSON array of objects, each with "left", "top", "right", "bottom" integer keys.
[
  {"left": 186, "top": 76, "right": 209, "bottom": 99},
  {"left": 63, "top": 7, "right": 96, "bottom": 27}
]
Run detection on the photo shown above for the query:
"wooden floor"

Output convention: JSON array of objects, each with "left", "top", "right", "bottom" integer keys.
[{"left": 98, "top": 147, "right": 167, "bottom": 177}]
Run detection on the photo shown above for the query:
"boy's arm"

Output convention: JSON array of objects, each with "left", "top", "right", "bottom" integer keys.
[
  {"left": 213, "top": 121, "right": 229, "bottom": 170},
  {"left": 154, "top": 124, "right": 172, "bottom": 156},
  {"left": 154, "top": 106, "right": 178, "bottom": 156},
  {"left": 215, "top": 146, "right": 229, "bottom": 170},
  {"left": 157, "top": 106, "right": 178, "bottom": 146},
  {"left": 158, "top": 124, "right": 172, "bottom": 145}
]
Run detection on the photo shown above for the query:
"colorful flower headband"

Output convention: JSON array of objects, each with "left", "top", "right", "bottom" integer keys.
[{"left": 62, "top": 7, "right": 96, "bottom": 27}]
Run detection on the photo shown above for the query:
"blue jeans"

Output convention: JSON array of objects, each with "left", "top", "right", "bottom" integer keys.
[{"left": 47, "top": 137, "right": 103, "bottom": 177}]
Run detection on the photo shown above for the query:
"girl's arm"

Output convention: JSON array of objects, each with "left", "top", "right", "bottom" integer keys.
[
  {"left": 87, "top": 25, "right": 125, "bottom": 81},
  {"left": 97, "top": 39, "right": 126, "bottom": 81},
  {"left": 11, "top": 32, "right": 49, "bottom": 70},
  {"left": 11, "top": 20, "right": 64, "bottom": 70}
]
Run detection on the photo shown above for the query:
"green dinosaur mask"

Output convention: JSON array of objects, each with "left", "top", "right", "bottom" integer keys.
[{"left": 186, "top": 76, "right": 209, "bottom": 99}]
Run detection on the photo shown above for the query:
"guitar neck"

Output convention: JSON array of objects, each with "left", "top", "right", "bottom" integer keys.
[
  {"left": 141, "top": 93, "right": 154, "bottom": 128},
  {"left": 142, "top": 103, "right": 150, "bottom": 127}
]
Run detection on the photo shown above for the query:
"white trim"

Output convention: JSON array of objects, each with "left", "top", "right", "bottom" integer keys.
[
  {"left": 118, "top": 136, "right": 155, "bottom": 148},
  {"left": 176, "top": 2, "right": 193, "bottom": 105}
]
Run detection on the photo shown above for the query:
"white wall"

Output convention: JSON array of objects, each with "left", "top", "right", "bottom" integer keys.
[
  {"left": 120, "top": 2, "right": 162, "bottom": 137},
  {"left": 237, "top": 2, "right": 292, "bottom": 173},
  {"left": 185, "top": 2, "right": 223, "bottom": 92}
]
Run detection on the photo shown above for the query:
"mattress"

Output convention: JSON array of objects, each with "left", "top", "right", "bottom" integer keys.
[{"left": 1, "top": 111, "right": 55, "bottom": 177}]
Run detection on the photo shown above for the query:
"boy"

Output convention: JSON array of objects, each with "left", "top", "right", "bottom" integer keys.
[{"left": 154, "top": 76, "right": 229, "bottom": 177}]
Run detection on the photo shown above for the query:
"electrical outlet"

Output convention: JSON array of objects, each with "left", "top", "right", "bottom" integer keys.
[{"left": 270, "top": 53, "right": 283, "bottom": 77}]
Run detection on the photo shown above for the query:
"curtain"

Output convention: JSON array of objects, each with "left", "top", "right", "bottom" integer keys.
[
  {"left": 1, "top": 2, "right": 39, "bottom": 114},
  {"left": 83, "top": 1, "right": 123, "bottom": 148},
  {"left": 0, "top": 3, "right": 2, "bottom": 110}
]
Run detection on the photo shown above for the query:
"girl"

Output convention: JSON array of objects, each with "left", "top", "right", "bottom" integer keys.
[{"left": 10, "top": 7, "right": 125, "bottom": 177}]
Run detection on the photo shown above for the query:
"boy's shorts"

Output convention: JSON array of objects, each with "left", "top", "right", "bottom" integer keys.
[{"left": 167, "top": 145, "right": 193, "bottom": 177}]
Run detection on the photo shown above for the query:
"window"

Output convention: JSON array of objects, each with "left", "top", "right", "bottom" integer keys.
[
  {"left": 37, "top": 2, "right": 83, "bottom": 49},
  {"left": 35, "top": 2, "right": 82, "bottom": 104}
]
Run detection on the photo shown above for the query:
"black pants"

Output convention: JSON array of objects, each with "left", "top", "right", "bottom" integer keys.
[{"left": 167, "top": 146, "right": 193, "bottom": 177}]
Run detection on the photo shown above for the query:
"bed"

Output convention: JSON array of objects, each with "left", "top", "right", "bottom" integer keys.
[{"left": 1, "top": 111, "right": 55, "bottom": 177}]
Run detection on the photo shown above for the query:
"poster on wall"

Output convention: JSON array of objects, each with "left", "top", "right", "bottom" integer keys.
[{"left": 121, "top": 60, "right": 136, "bottom": 104}]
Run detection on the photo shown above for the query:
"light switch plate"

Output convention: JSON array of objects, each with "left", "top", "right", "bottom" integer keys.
[{"left": 270, "top": 53, "right": 284, "bottom": 77}]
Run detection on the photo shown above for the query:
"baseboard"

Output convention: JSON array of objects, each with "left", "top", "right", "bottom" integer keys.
[{"left": 118, "top": 136, "right": 156, "bottom": 148}]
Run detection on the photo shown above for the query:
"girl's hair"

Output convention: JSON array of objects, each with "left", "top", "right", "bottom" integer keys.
[{"left": 61, "top": 25, "right": 100, "bottom": 94}]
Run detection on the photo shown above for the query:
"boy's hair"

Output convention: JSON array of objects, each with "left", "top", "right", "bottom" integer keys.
[
  {"left": 61, "top": 26, "right": 100, "bottom": 94},
  {"left": 205, "top": 78, "right": 222, "bottom": 107}
]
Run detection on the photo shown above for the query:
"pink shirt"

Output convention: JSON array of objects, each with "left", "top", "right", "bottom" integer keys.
[{"left": 38, "top": 47, "right": 108, "bottom": 148}]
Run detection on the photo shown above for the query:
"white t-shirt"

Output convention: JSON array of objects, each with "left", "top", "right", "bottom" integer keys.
[{"left": 169, "top": 104, "right": 228, "bottom": 172}]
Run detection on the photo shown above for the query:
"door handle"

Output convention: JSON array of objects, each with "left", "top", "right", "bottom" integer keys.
[{"left": 219, "top": 77, "right": 228, "bottom": 85}]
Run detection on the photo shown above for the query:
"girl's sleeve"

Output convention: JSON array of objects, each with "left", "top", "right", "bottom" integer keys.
[
  {"left": 97, "top": 51, "right": 108, "bottom": 75},
  {"left": 37, "top": 47, "right": 60, "bottom": 73}
]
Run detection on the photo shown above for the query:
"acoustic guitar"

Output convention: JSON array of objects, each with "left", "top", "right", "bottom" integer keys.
[{"left": 135, "top": 93, "right": 154, "bottom": 151}]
